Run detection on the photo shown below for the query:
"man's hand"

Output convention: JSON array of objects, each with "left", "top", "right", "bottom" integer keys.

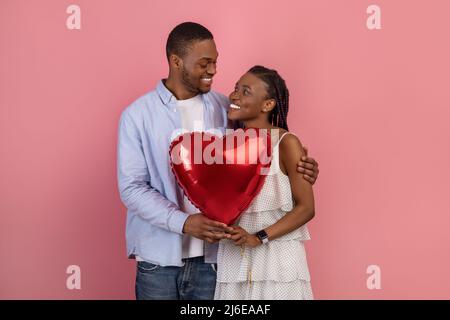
[
  {"left": 182, "top": 213, "right": 233, "bottom": 244},
  {"left": 229, "top": 226, "right": 261, "bottom": 248},
  {"left": 297, "top": 145, "right": 319, "bottom": 185}
]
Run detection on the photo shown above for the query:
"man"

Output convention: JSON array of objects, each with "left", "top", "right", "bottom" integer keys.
[{"left": 117, "top": 22, "right": 319, "bottom": 300}]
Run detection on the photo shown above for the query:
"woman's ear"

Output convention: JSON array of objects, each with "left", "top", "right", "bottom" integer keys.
[{"left": 262, "top": 99, "right": 276, "bottom": 113}]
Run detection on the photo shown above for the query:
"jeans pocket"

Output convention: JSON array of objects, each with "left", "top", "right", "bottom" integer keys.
[
  {"left": 210, "top": 263, "right": 218, "bottom": 273},
  {"left": 137, "top": 261, "right": 159, "bottom": 273}
]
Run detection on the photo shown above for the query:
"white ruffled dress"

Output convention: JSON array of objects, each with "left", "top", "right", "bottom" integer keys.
[{"left": 214, "top": 132, "right": 313, "bottom": 300}]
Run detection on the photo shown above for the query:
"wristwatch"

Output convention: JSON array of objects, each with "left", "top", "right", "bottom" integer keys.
[{"left": 255, "top": 229, "right": 269, "bottom": 244}]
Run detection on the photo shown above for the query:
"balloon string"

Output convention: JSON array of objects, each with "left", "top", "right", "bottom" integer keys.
[{"left": 240, "top": 245, "right": 252, "bottom": 288}]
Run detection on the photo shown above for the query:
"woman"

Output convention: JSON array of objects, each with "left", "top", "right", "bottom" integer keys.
[{"left": 215, "top": 65, "right": 315, "bottom": 300}]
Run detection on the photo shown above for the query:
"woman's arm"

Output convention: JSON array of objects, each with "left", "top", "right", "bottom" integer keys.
[
  {"left": 263, "top": 133, "right": 315, "bottom": 241},
  {"left": 229, "top": 133, "right": 315, "bottom": 247}
]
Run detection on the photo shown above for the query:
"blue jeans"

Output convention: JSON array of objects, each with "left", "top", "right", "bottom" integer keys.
[{"left": 135, "top": 256, "right": 217, "bottom": 300}]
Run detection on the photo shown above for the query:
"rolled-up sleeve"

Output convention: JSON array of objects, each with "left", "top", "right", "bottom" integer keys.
[{"left": 117, "top": 110, "right": 188, "bottom": 234}]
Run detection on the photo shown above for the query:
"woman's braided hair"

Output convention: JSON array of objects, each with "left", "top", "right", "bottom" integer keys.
[{"left": 247, "top": 65, "right": 290, "bottom": 131}]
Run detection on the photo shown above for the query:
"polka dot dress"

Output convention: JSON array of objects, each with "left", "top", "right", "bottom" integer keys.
[{"left": 214, "top": 132, "right": 314, "bottom": 300}]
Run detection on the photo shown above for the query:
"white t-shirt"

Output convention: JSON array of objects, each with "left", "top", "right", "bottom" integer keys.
[
  {"left": 136, "top": 94, "right": 204, "bottom": 262},
  {"left": 176, "top": 95, "right": 205, "bottom": 259}
]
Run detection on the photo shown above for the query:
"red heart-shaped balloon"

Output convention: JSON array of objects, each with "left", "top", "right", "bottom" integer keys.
[{"left": 169, "top": 128, "right": 272, "bottom": 225}]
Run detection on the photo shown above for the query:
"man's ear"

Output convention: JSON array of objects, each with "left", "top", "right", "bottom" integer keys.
[
  {"left": 262, "top": 99, "right": 276, "bottom": 113},
  {"left": 169, "top": 54, "right": 183, "bottom": 70}
]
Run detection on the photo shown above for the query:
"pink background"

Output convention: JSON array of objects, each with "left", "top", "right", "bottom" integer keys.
[{"left": 1, "top": 0, "right": 450, "bottom": 299}]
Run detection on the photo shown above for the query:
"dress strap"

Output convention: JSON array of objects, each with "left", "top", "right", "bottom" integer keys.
[{"left": 274, "top": 131, "right": 296, "bottom": 147}]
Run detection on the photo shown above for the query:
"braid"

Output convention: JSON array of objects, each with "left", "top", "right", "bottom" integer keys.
[{"left": 247, "top": 65, "right": 290, "bottom": 131}]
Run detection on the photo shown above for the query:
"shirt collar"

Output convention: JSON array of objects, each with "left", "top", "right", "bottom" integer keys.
[{"left": 156, "top": 79, "right": 176, "bottom": 106}]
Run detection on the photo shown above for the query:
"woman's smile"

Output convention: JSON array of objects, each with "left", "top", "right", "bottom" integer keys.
[{"left": 229, "top": 103, "right": 241, "bottom": 111}]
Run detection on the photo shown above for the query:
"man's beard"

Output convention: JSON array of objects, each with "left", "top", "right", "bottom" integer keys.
[{"left": 181, "top": 67, "right": 207, "bottom": 94}]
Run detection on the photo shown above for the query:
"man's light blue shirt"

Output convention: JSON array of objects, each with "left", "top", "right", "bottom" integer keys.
[{"left": 117, "top": 80, "right": 231, "bottom": 266}]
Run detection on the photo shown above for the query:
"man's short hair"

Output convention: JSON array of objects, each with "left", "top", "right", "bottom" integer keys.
[{"left": 166, "top": 22, "right": 214, "bottom": 61}]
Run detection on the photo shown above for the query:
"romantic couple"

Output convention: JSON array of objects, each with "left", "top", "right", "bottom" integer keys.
[{"left": 117, "top": 22, "right": 320, "bottom": 300}]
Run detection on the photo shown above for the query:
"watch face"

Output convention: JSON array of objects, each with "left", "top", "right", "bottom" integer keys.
[{"left": 257, "top": 230, "right": 268, "bottom": 242}]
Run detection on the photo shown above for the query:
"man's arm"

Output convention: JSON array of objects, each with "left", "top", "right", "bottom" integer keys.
[
  {"left": 117, "top": 110, "right": 230, "bottom": 240},
  {"left": 117, "top": 111, "right": 188, "bottom": 234}
]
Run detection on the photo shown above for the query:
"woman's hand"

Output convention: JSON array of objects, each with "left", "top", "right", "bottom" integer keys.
[{"left": 229, "top": 226, "right": 261, "bottom": 248}]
